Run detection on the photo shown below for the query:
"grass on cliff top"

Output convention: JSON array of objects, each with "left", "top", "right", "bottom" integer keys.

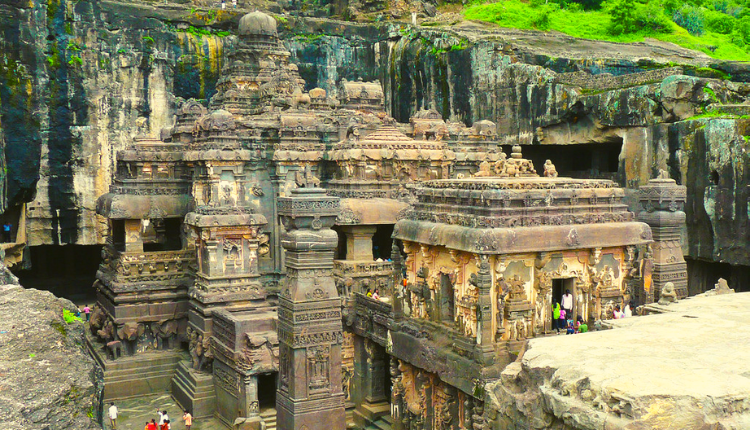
[{"left": 463, "top": 0, "right": 750, "bottom": 61}]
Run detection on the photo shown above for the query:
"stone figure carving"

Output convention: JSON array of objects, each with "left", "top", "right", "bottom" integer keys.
[
  {"left": 698, "top": 277, "right": 735, "bottom": 296},
  {"left": 658, "top": 282, "right": 678, "bottom": 305},
  {"left": 187, "top": 327, "right": 213, "bottom": 372},
  {"left": 543, "top": 159, "right": 558, "bottom": 178},
  {"left": 295, "top": 164, "right": 320, "bottom": 188},
  {"left": 657, "top": 168, "right": 670, "bottom": 179},
  {"left": 151, "top": 320, "right": 179, "bottom": 350}
]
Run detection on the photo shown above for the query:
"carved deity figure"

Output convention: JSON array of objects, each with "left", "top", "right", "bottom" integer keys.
[
  {"left": 473, "top": 161, "right": 493, "bottom": 178},
  {"left": 543, "top": 159, "right": 558, "bottom": 178},
  {"left": 658, "top": 282, "right": 678, "bottom": 305}
]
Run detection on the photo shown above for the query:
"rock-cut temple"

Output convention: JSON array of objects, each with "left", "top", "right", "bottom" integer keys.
[{"left": 85, "top": 11, "right": 688, "bottom": 430}]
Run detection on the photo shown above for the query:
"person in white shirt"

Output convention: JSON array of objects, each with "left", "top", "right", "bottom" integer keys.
[
  {"left": 623, "top": 301, "right": 634, "bottom": 317},
  {"left": 108, "top": 402, "right": 118, "bottom": 429},
  {"left": 561, "top": 289, "right": 574, "bottom": 321},
  {"left": 158, "top": 410, "right": 169, "bottom": 425}
]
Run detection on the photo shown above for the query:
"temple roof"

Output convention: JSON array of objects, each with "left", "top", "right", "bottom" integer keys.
[{"left": 239, "top": 11, "right": 277, "bottom": 37}]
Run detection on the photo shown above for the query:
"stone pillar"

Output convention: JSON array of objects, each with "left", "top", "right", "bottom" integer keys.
[
  {"left": 124, "top": 219, "right": 143, "bottom": 252},
  {"left": 341, "top": 225, "right": 376, "bottom": 261},
  {"left": 638, "top": 175, "right": 688, "bottom": 300},
  {"left": 277, "top": 184, "right": 346, "bottom": 430},
  {"left": 243, "top": 376, "right": 259, "bottom": 417},
  {"left": 391, "top": 241, "right": 404, "bottom": 321},
  {"left": 363, "top": 339, "right": 386, "bottom": 403},
  {"left": 475, "top": 255, "right": 495, "bottom": 365}
]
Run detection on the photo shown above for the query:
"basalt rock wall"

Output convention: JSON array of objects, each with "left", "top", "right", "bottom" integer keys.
[{"left": 1, "top": 1, "right": 749, "bottom": 272}]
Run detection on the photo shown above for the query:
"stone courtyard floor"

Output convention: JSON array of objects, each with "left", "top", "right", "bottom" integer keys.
[{"left": 107, "top": 393, "right": 227, "bottom": 430}]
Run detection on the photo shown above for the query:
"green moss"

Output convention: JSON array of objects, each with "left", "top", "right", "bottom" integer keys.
[
  {"left": 703, "top": 86, "right": 719, "bottom": 103},
  {"left": 51, "top": 320, "right": 67, "bottom": 337},
  {"left": 463, "top": 0, "right": 750, "bottom": 61},
  {"left": 142, "top": 36, "right": 155, "bottom": 44},
  {"left": 68, "top": 55, "right": 83, "bottom": 67},
  {"left": 66, "top": 41, "right": 80, "bottom": 52}
]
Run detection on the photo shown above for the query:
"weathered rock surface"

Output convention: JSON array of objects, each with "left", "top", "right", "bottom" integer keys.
[
  {"left": 487, "top": 292, "right": 750, "bottom": 429},
  {"left": 0, "top": 281, "right": 103, "bottom": 430}
]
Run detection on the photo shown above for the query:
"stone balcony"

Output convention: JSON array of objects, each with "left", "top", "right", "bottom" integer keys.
[
  {"left": 96, "top": 244, "right": 195, "bottom": 293},
  {"left": 333, "top": 259, "right": 394, "bottom": 298}
]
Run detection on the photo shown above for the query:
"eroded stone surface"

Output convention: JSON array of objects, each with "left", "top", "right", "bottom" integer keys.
[
  {"left": 0, "top": 283, "right": 103, "bottom": 430},
  {"left": 488, "top": 293, "right": 750, "bottom": 429}
]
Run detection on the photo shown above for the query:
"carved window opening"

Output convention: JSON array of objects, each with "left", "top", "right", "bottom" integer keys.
[
  {"left": 440, "top": 273, "right": 455, "bottom": 323},
  {"left": 333, "top": 226, "right": 347, "bottom": 260},
  {"left": 372, "top": 225, "right": 394, "bottom": 261},
  {"left": 142, "top": 218, "right": 183, "bottom": 252},
  {"left": 112, "top": 220, "right": 125, "bottom": 252},
  {"left": 257, "top": 372, "right": 277, "bottom": 410}
]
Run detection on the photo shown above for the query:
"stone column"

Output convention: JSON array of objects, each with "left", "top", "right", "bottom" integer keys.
[
  {"left": 277, "top": 184, "right": 346, "bottom": 430},
  {"left": 124, "top": 219, "right": 143, "bottom": 252},
  {"left": 341, "top": 225, "right": 377, "bottom": 261},
  {"left": 243, "top": 376, "right": 259, "bottom": 417},
  {"left": 638, "top": 175, "right": 688, "bottom": 300},
  {"left": 391, "top": 241, "right": 404, "bottom": 321},
  {"left": 475, "top": 255, "right": 495, "bottom": 365},
  {"left": 363, "top": 339, "right": 386, "bottom": 403}
]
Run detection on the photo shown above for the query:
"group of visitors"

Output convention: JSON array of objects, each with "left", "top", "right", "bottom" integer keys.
[
  {"left": 552, "top": 290, "right": 637, "bottom": 334},
  {"left": 552, "top": 302, "right": 588, "bottom": 335},
  {"left": 366, "top": 288, "right": 381, "bottom": 300},
  {"left": 107, "top": 403, "right": 192, "bottom": 430}
]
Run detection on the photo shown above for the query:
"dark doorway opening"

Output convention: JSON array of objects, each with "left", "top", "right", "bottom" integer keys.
[
  {"left": 14, "top": 245, "right": 102, "bottom": 305},
  {"left": 506, "top": 140, "right": 623, "bottom": 184},
  {"left": 257, "top": 373, "right": 277, "bottom": 410},
  {"left": 552, "top": 278, "right": 575, "bottom": 318},
  {"left": 372, "top": 225, "right": 394, "bottom": 260},
  {"left": 383, "top": 354, "right": 392, "bottom": 404},
  {"left": 686, "top": 258, "right": 750, "bottom": 295},
  {"left": 143, "top": 218, "right": 183, "bottom": 252},
  {"left": 333, "top": 226, "right": 347, "bottom": 260}
]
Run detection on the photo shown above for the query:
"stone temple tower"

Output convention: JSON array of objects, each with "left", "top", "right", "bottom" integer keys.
[
  {"left": 638, "top": 172, "right": 688, "bottom": 301},
  {"left": 276, "top": 173, "right": 346, "bottom": 430}
]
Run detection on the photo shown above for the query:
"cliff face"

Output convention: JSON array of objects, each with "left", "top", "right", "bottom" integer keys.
[
  {"left": 0, "top": 276, "right": 103, "bottom": 429},
  {"left": 1, "top": 0, "right": 749, "bottom": 273}
]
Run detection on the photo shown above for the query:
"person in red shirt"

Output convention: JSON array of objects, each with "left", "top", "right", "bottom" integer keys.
[{"left": 146, "top": 419, "right": 157, "bottom": 430}]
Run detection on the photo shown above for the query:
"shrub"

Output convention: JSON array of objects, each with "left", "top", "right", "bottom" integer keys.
[
  {"left": 605, "top": 0, "right": 638, "bottom": 34},
  {"left": 63, "top": 309, "right": 82, "bottom": 324},
  {"left": 637, "top": 2, "right": 672, "bottom": 32},
  {"left": 531, "top": 6, "right": 552, "bottom": 29},
  {"left": 705, "top": 9, "right": 735, "bottom": 33},
  {"left": 673, "top": 5, "right": 705, "bottom": 35}
]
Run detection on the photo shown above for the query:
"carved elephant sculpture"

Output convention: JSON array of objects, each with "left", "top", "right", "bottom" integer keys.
[{"left": 151, "top": 320, "right": 179, "bottom": 350}]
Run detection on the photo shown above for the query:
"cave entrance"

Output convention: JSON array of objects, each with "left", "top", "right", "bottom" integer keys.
[
  {"left": 13, "top": 245, "right": 102, "bottom": 306},
  {"left": 686, "top": 258, "right": 750, "bottom": 295},
  {"left": 509, "top": 140, "right": 623, "bottom": 184}
]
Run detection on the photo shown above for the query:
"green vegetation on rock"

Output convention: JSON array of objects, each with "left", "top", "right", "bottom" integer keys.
[{"left": 464, "top": 0, "right": 750, "bottom": 60}]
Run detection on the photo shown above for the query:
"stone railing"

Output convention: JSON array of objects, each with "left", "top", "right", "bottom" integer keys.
[
  {"left": 349, "top": 292, "right": 394, "bottom": 347},
  {"left": 555, "top": 67, "right": 683, "bottom": 92},
  {"left": 333, "top": 259, "right": 394, "bottom": 298},
  {"left": 97, "top": 245, "right": 195, "bottom": 290}
]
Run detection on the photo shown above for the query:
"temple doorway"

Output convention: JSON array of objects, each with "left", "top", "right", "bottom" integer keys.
[
  {"left": 440, "top": 273, "right": 454, "bottom": 323},
  {"left": 552, "top": 278, "right": 576, "bottom": 317},
  {"left": 257, "top": 372, "right": 277, "bottom": 410}
]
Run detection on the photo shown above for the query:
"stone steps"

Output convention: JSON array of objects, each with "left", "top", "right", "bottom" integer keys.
[
  {"left": 85, "top": 337, "right": 184, "bottom": 400},
  {"left": 170, "top": 361, "right": 216, "bottom": 419},
  {"left": 260, "top": 408, "right": 277, "bottom": 430},
  {"left": 354, "top": 401, "right": 390, "bottom": 429}
]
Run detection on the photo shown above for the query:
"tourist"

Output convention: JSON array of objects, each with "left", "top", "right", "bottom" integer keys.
[
  {"left": 559, "top": 307, "right": 567, "bottom": 333},
  {"left": 183, "top": 410, "right": 193, "bottom": 429},
  {"left": 83, "top": 304, "right": 91, "bottom": 321},
  {"left": 147, "top": 419, "right": 157, "bottom": 430},
  {"left": 624, "top": 301, "right": 634, "bottom": 318},
  {"left": 221, "top": 0, "right": 226, "bottom": 9},
  {"left": 579, "top": 319, "right": 588, "bottom": 333},
  {"left": 613, "top": 305, "right": 624, "bottom": 319},
  {"left": 366, "top": 288, "right": 373, "bottom": 297},
  {"left": 372, "top": 289, "right": 380, "bottom": 300},
  {"left": 108, "top": 402, "right": 118, "bottom": 429},
  {"left": 566, "top": 319, "right": 575, "bottom": 335},
  {"left": 161, "top": 419, "right": 171, "bottom": 430},
  {"left": 232, "top": 0, "right": 237, "bottom": 8},
  {"left": 561, "top": 289, "right": 573, "bottom": 322},
  {"left": 552, "top": 302, "right": 561, "bottom": 333},
  {"left": 145, "top": 421, "right": 151, "bottom": 430},
  {"left": 158, "top": 410, "right": 169, "bottom": 426}
]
